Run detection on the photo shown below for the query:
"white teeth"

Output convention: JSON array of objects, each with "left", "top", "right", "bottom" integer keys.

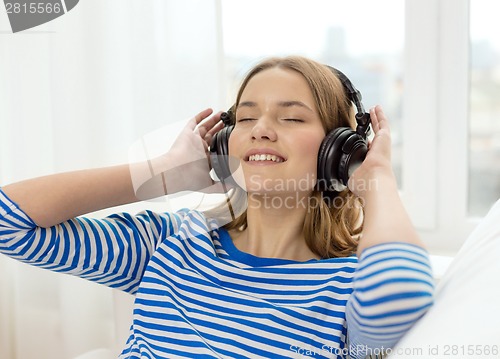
[{"left": 248, "top": 154, "right": 283, "bottom": 163}]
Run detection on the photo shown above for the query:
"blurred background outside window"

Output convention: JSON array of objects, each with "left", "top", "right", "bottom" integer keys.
[
  {"left": 469, "top": 0, "right": 500, "bottom": 216},
  {"left": 220, "top": 0, "right": 405, "bottom": 185}
]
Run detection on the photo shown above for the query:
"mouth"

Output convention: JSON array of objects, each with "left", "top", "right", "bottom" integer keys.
[{"left": 247, "top": 154, "right": 285, "bottom": 163}]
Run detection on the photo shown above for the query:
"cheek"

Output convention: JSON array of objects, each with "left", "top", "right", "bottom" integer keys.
[
  {"left": 287, "top": 133, "right": 324, "bottom": 193},
  {"left": 297, "top": 134, "right": 324, "bottom": 171}
]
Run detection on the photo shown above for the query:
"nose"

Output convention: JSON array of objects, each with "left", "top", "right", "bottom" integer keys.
[{"left": 251, "top": 117, "right": 277, "bottom": 142}]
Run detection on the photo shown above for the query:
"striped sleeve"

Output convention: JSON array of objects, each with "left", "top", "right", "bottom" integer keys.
[
  {"left": 345, "top": 242, "right": 434, "bottom": 359},
  {"left": 0, "top": 188, "right": 183, "bottom": 294}
]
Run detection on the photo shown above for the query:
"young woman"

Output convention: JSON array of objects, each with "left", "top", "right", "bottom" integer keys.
[{"left": 0, "top": 56, "right": 434, "bottom": 358}]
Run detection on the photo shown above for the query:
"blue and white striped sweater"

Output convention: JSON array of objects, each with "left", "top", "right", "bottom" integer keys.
[{"left": 0, "top": 189, "right": 433, "bottom": 358}]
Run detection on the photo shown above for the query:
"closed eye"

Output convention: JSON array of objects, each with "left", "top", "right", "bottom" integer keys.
[
  {"left": 284, "top": 118, "right": 304, "bottom": 123},
  {"left": 237, "top": 118, "right": 256, "bottom": 123}
]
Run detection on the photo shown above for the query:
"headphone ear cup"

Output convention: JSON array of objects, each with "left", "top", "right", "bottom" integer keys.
[
  {"left": 317, "top": 127, "right": 368, "bottom": 192},
  {"left": 317, "top": 127, "right": 352, "bottom": 191},
  {"left": 337, "top": 133, "right": 368, "bottom": 185},
  {"left": 209, "top": 125, "right": 234, "bottom": 181}
]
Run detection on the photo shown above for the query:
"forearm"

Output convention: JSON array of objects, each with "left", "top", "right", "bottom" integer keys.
[
  {"left": 356, "top": 171, "right": 423, "bottom": 256},
  {"left": 346, "top": 242, "right": 434, "bottom": 357},
  {"left": 2, "top": 165, "right": 140, "bottom": 227}
]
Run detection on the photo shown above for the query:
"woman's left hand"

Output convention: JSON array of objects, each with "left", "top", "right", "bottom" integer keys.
[{"left": 348, "top": 105, "right": 396, "bottom": 198}]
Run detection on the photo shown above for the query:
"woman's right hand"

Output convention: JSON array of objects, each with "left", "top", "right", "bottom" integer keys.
[{"left": 132, "top": 108, "right": 229, "bottom": 199}]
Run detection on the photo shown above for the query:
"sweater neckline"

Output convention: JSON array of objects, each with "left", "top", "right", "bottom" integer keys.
[{"left": 217, "top": 228, "right": 318, "bottom": 267}]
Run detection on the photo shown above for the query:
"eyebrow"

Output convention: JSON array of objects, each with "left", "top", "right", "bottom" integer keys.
[{"left": 237, "top": 100, "right": 314, "bottom": 112}]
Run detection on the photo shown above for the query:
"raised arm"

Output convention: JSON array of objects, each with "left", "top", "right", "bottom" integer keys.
[
  {"left": 2, "top": 108, "right": 224, "bottom": 227},
  {"left": 348, "top": 105, "right": 423, "bottom": 255},
  {"left": 345, "top": 106, "right": 434, "bottom": 356}
]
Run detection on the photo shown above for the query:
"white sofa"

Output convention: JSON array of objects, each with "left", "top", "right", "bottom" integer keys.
[{"left": 389, "top": 199, "right": 500, "bottom": 358}]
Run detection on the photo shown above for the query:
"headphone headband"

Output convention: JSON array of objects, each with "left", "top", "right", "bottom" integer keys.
[{"left": 327, "top": 66, "right": 371, "bottom": 138}]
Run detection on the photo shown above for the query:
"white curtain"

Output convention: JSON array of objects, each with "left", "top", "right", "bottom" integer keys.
[{"left": 0, "top": 1, "right": 224, "bottom": 358}]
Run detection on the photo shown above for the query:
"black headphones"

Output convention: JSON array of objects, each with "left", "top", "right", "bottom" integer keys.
[{"left": 209, "top": 66, "right": 371, "bottom": 193}]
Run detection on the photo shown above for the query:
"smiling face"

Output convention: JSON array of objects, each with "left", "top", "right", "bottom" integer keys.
[{"left": 228, "top": 67, "right": 326, "bottom": 196}]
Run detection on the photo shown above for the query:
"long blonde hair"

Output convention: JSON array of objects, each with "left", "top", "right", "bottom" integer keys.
[{"left": 221, "top": 56, "right": 363, "bottom": 258}]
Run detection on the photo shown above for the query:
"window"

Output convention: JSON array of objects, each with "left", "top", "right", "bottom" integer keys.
[
  {"left": 220, "top": 0, "right": 405, "bottom": 184},
  {"left": 468, "top": 0, "right": 500, "bottom": 216}
]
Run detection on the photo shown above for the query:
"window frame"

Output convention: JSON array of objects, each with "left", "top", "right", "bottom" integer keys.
[{"left": 402, "top": 0, "right": 481, "bottom": 254}]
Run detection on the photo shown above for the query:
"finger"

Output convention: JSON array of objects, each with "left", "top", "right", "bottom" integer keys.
[
  {"left": 206, "top": 120, "right": 225, "bottom": 137},
  {"left": 370, "top": 107, "right": 380, "bottom": 133},
  {"left": 187, "top": 108, "right": 214, "bottom": 131},
  {"left": 203, "top": 121, "right": 225, "bottom": 149},
  {"left": 371, "top": 106, "right": 391, "bottom": 144},
  {"left": 198, "top": 111, "right": 223, "bottom": 129},
  {"left": 374, "top": 105, "right": 390, "bottom": 132},
  {"left": 195, "top": 111, "right": 224, "bottom": 139}
]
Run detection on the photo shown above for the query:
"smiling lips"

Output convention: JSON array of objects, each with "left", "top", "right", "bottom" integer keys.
[{"left": 248, "top": 154, "right": 285, "bottom": 163}]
